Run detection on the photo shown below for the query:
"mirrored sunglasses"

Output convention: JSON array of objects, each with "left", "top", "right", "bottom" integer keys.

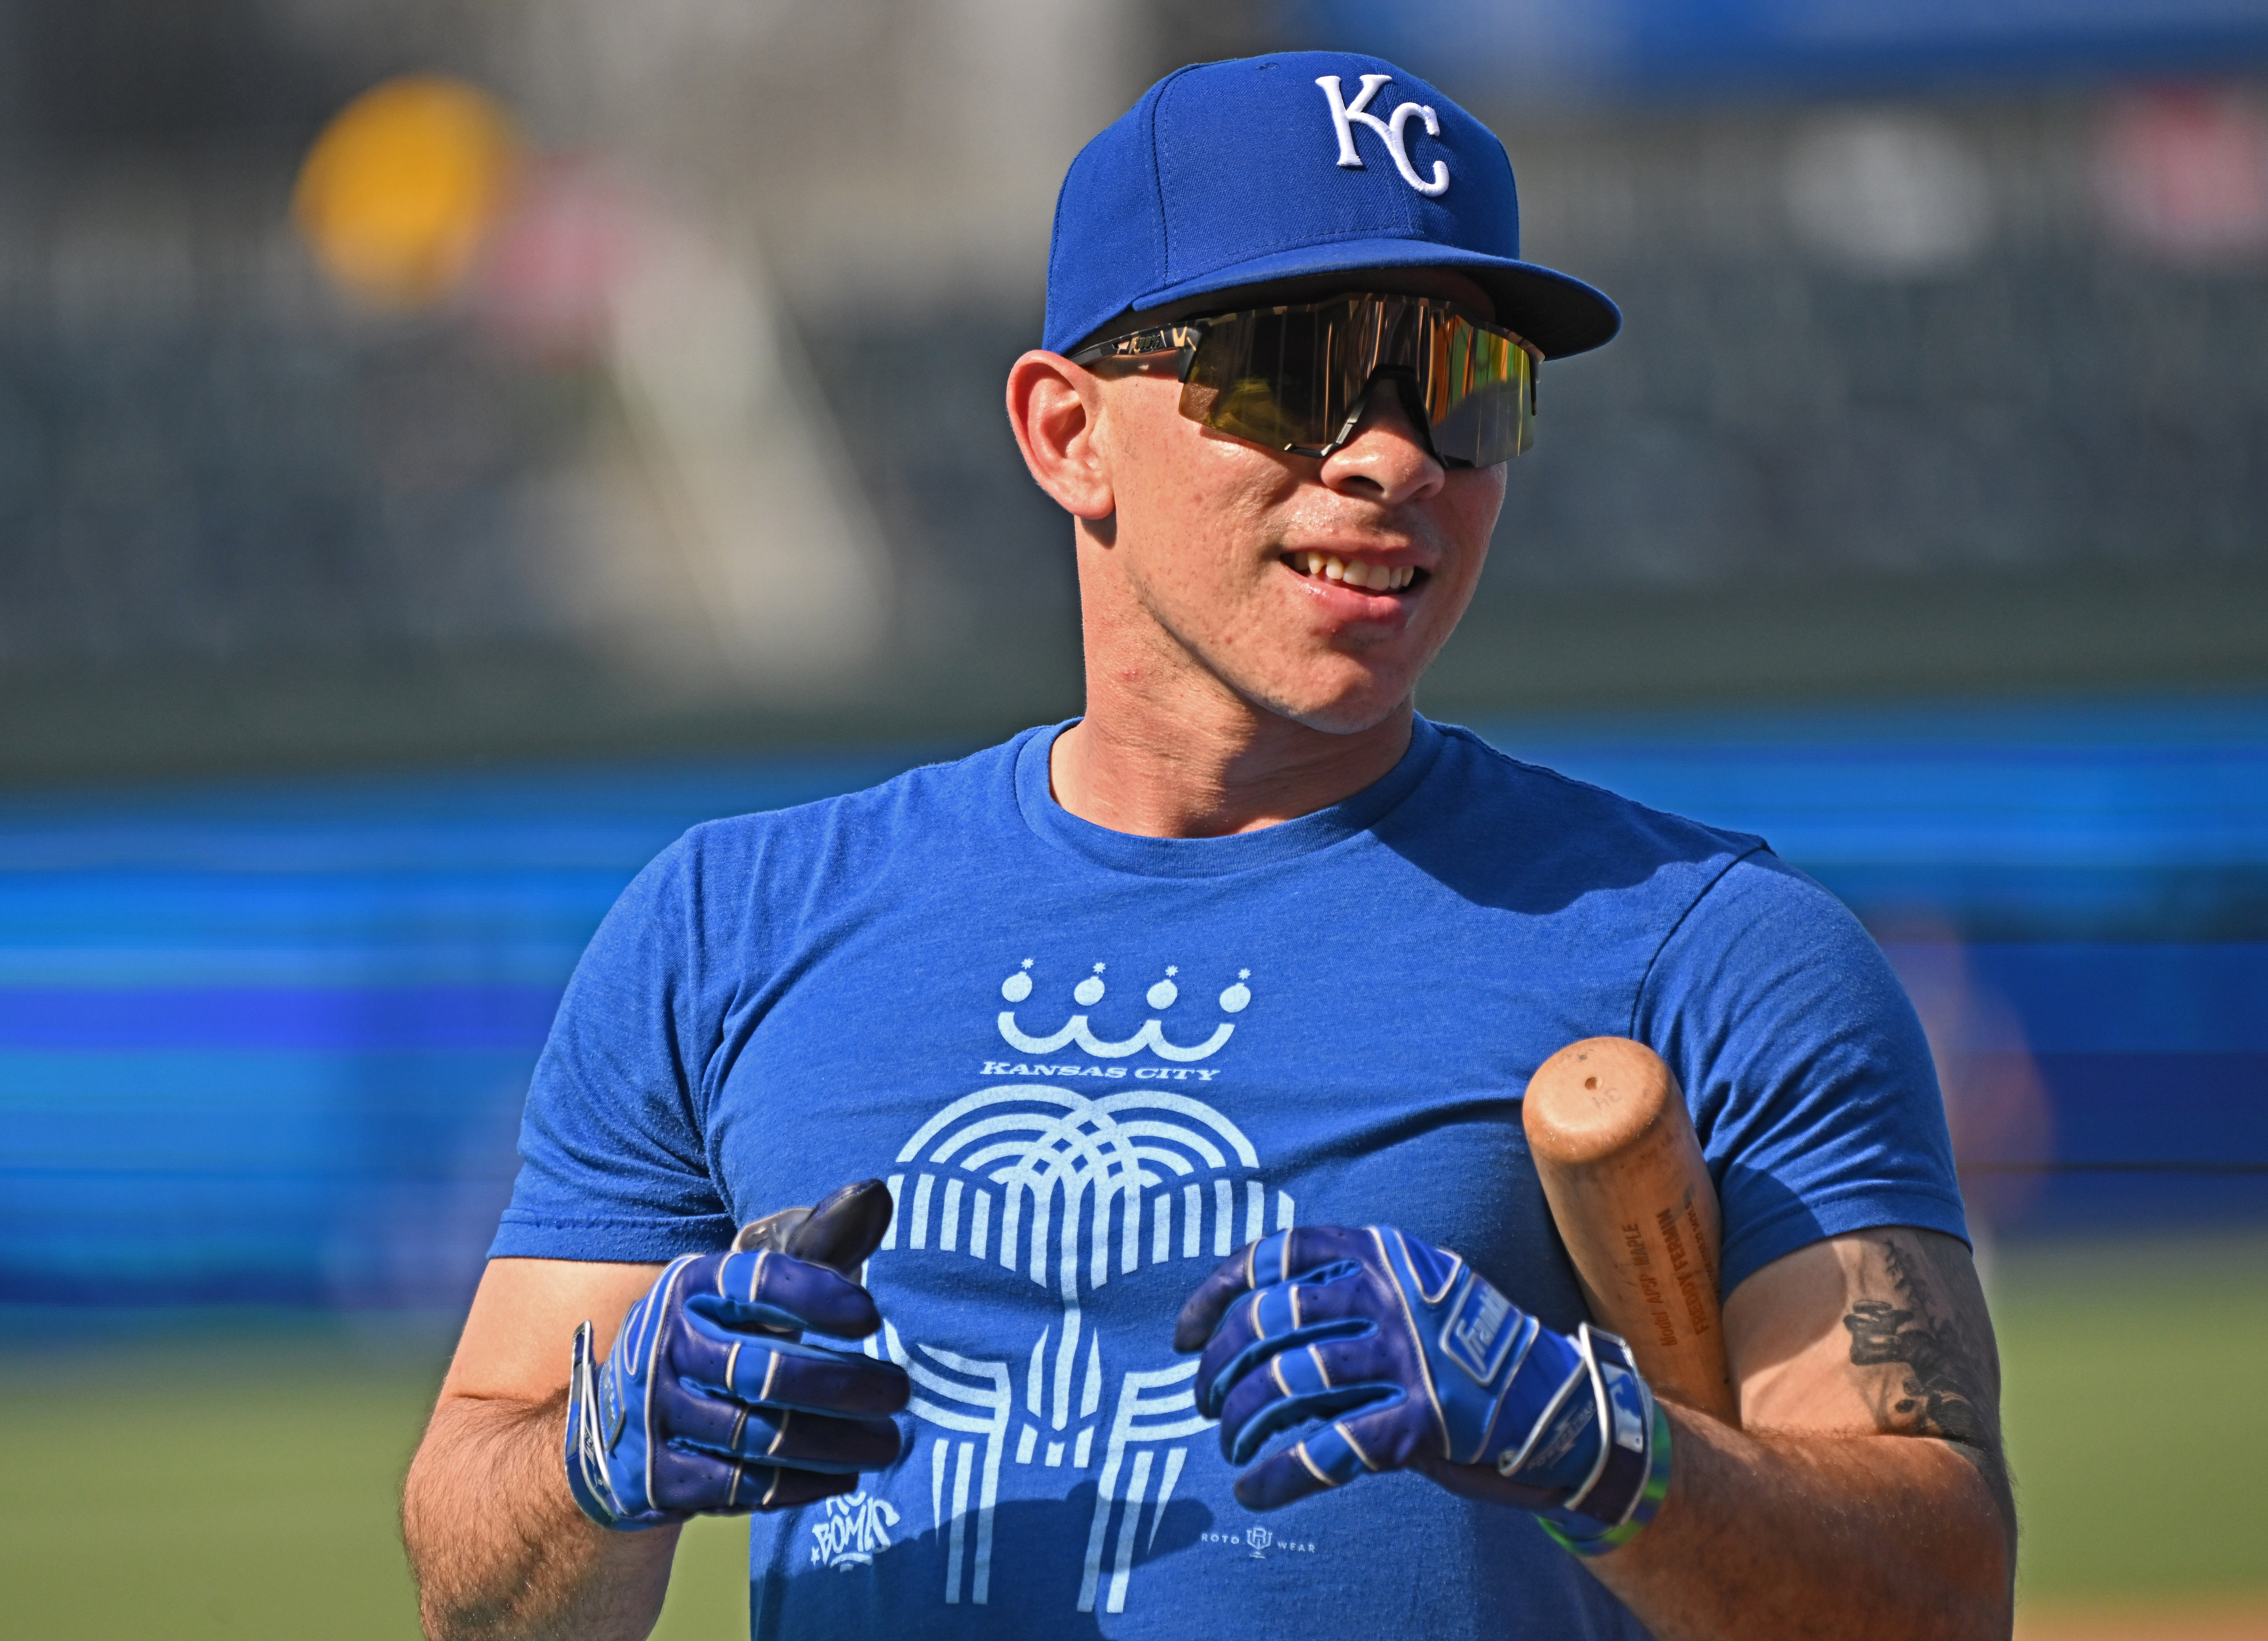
[{"left": 1069, "top": 293, "right": 1538, "bottom": 469}]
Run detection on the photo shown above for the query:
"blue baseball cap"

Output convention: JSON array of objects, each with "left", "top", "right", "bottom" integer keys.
[{"left": 1044, "top": 52, "right": 1619, "bottom": 360}]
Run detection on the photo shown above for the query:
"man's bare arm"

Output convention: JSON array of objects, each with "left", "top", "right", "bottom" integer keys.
[
  {"left": 403, "top": 1257, "right": 677, "bottom": 1641},
  {"left": 1585, "top": 1226, "right": 2015, "bottom": 1641}
]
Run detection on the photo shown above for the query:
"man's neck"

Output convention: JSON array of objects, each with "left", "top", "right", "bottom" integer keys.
[{"left": 1048, "top": 688, "right": 1416, "bottom": 840}]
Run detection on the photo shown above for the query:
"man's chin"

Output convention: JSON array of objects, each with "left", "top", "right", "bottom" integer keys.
[{"left": 1246, "top": 676, "right": 1418, "bottom": 738}]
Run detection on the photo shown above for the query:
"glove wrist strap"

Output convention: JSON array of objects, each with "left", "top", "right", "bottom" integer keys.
[
  {"left": 564, "top": 1318, "right": 673, "bottom": 1531},
  {"left": 1538, "top": 1399, "right": 1675, "bottom": 1559}
]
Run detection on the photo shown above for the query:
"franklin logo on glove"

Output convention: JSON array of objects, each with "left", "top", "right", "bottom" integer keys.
[
  {"left": 1442, "top": 1276, "right": 1519, "bottom": 1384},
  {"left": 1174, "top": 1224, "right": 1673, "bottom": 1558}
]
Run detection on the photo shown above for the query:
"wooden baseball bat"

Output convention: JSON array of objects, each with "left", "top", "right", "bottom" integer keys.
[{"left": 1523, "top": 1036, "right": 1739, "bottom": 1426}]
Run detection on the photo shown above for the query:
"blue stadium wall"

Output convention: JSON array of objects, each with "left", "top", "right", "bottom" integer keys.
[{"left": 3, "top": 697, "right": 2262, "bottom": 1312}]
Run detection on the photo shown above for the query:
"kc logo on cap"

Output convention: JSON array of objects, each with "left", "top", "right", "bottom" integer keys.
[
  {"left": 1316, "top": 74, "right": 1450, "bottom": 198},
  {"left": 1041, "top": 52, "right": 1620, "bottom": 362}
]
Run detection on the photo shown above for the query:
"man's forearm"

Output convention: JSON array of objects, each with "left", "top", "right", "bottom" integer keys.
[
  {"left": 403, "top": 1391, "right": 678, "bottom": 1641},
  {"left": 1586, "top": 1409, "right": 2014, "bottom": 1641}
]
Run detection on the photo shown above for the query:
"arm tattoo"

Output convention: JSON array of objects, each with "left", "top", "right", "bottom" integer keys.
[{"left": 1841, "top": 1233, "right": 2016, "bottom": 1545}]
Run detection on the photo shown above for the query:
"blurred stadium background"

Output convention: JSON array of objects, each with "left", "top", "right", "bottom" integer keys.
[{"left": 2, "top": 0, "right": 2264, "bottom": 1635}]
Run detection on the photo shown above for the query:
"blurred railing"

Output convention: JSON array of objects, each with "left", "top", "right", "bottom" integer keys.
[
  {"left": 1503, "top": 696, "right": 2268, "bottom": 1236},
  {"left": 3, "top": 696, "right": 2262, "bottom": 1314},
  {"left": 0, "top": 749, "right": 918, "bottom": 1311}
]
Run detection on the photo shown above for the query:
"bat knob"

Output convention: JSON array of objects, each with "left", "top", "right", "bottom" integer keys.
[
  {"left": 731, "top": 1178, "right": 895, "bottom": 1277},
  {"left": 1524, "top": 1036, "right": 1681, "bottom": 1166}
]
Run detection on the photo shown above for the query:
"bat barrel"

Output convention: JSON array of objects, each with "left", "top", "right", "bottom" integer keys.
[{"left": 1524, "top": 1037, "right": 1739, "bottom": 1425}]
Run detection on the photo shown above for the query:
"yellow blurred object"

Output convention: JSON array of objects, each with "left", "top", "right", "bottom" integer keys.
[{"left": 293, "top": 75, "right": 519, "bottom": 310}]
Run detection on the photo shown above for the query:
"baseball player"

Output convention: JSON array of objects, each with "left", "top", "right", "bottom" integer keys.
[{"left": 405, "top": 52, "right": 2013, "bottom": 1641}]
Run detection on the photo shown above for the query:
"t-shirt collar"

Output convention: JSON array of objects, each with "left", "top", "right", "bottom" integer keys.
[{"left": 1013, "top": 715, "right": 1446, "bottom": 878}]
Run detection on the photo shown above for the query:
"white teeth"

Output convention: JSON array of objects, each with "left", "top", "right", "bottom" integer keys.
[{"left": 1295, "top": 554, "right": 1418, "bottom": 591}]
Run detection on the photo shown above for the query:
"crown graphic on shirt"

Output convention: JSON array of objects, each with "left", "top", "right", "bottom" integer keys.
[{"left": 995, "top": 959, "right": 1252, "bottom": 1063}]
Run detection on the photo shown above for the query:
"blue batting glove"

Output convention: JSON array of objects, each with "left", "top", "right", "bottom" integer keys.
[
  {"left": 565, "top": 1183, "right": 910, "bottom": 1530},
  {"left": 1174, "top": 1225, "right": 1671, "bottom": 1553}
]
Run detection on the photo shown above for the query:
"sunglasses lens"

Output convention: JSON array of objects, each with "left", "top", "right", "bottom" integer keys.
[
  {"left": 1423, "top": 317, "right": 1532, "bottom": 467},
  {"left": 1181, "top": 303, "right": 1357, "bottom": 451},
  {"left": 1178, "top": 298, "right": 1531, "bottom": 466}
]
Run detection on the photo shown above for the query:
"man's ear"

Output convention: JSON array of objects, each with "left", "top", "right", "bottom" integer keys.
[{"left": 1005, "top": 350, "right": 1115, "bottom": 522}]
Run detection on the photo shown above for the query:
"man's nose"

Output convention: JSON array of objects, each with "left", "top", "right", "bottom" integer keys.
[{"left": 1318, "top": 381, "right": 1446, "bottom": 505}]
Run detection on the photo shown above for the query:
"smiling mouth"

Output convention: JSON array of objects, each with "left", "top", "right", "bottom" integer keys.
[{"left": 1285, "top": 551, "right": 1423, "bottom": 593}]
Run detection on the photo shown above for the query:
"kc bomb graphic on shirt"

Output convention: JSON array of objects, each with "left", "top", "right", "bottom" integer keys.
[{"left": 837, "top": 955, "right": 1292, "bottom": 1617}]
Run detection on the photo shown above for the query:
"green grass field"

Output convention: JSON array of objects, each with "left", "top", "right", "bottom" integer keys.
[
  {"left": 1, "top": 1231, "right": 2259, "bottom": 1639},
  {"left": 1995, "top": 1233, "right": 2268, "bottom": 1604}
]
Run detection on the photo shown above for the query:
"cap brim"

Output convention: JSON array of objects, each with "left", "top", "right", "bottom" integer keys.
[{"left": 1130, "top": 238, "right": 1619, "bottom": 360}]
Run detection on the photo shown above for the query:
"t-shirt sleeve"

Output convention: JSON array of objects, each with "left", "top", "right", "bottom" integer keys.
[
  {"left": 489, "top": 833, "right": 738, "bottom": 1261},
  {"left": 1634, "top": 848, "right": 1969, "bottom": 1296}
]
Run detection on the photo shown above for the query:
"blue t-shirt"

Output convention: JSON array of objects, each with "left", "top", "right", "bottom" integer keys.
[{"left": 494, "top": 717, "right": 1964, "bottom": 1641}]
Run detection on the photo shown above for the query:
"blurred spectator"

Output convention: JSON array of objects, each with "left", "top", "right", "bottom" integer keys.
[
  {"left": 1876, "top": 916, "right": 2057, "bottom": 1276},
  {"left": 2096, "top": 85, "right": 2268, "bottom": 264}
]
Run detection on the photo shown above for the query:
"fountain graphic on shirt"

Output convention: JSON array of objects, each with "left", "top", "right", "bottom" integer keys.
[{"left": 850, "top": 960, "right": 1285, "bottom": 1615}]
